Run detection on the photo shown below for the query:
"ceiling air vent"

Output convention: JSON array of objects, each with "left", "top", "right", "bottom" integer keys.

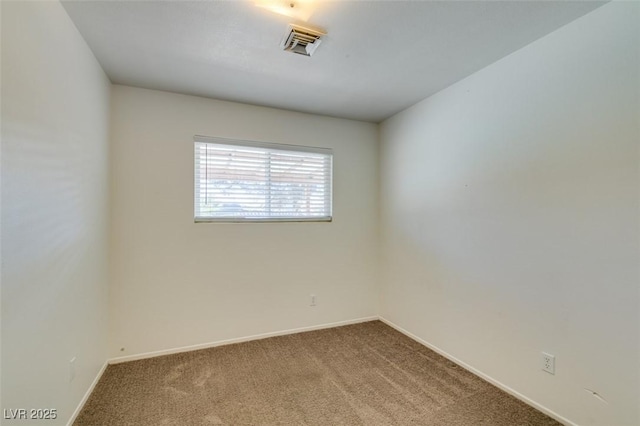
[{"left": 281, "top": 24, "right": 325, "bottom": 57}]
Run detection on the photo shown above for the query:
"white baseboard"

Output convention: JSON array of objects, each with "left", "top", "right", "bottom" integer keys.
[
  {"left": 108, "top": 316, "right": 379, "bottom": 364},
  {"left": 378, "top": 316, "right": 576, "bottom": 426},
  {"left": 66, "top": 361, "right": 108, "bottom": 426}
]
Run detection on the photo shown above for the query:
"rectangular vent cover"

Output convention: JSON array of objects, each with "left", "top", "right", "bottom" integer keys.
[{"left": 282, "top": 24, "right": 325, "bottom": 57}]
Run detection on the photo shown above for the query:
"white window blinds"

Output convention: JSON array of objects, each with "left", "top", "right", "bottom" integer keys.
[{"left": 194, "top": 136, "right": 333, "bottom": 222}]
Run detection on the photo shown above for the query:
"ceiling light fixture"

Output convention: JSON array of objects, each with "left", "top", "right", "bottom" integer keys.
[{"left": 254, "top": 0, "right": 317, "bottom": 22}]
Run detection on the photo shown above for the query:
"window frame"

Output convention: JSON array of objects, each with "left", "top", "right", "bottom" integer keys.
[{"left": 193, "top": 135, "right": 333, "bottom": 223}]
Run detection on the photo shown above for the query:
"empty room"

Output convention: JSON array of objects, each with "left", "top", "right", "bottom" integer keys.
[{"left": 1, "top": 0, "right": 638, "bottom": 425}]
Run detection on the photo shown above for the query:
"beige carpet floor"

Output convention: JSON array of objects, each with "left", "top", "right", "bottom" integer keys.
[{"left": 75, "top": 321, "right": 560, "bottom": 425}]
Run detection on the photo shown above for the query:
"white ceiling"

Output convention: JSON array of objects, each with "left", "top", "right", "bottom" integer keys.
[{"left": 61, "top": 0, "right": 605, "bottom": 122}]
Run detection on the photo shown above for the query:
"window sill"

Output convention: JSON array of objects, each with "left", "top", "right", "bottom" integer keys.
[{"left": 194, "top": 217, "right": 332, "bottom": 223}]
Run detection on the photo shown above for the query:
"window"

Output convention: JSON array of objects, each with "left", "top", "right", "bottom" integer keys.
[{"left": 194, "top": 136, "right": 333, "bottom": 222}]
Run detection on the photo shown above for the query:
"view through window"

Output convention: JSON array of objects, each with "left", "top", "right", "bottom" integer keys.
[{"left": 194, "top": 136, "right": 333, "bottom": 222}]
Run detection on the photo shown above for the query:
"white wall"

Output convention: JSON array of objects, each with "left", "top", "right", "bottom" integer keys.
[
  {"left": 1, "top": 1, "right": 111, "bottom": 424},
  {"left": 109, "top": 85, "right": 378, "bottom": 358},
  {"left": 379, "top": 3, "right": 639, "bottom": 426}
]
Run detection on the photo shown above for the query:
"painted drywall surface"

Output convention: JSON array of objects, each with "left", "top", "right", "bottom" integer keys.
[
  {"left": 109, "top": 85, "right": 378, "bottom": 358},
  {"left": 1, "top": 1, "right": 111, "bottom": 424},
  {"left": 379, "top": 3, "right": 639, "bottom": 426}
]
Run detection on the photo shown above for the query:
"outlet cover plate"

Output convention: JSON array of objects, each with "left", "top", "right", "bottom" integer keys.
[{"left": 542, "top": 352, "right": 555, "bottom": 374}]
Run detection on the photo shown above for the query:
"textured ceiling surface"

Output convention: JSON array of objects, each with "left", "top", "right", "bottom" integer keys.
[{"left": 62, "top": 1, "right": 604, "bottom": 122}]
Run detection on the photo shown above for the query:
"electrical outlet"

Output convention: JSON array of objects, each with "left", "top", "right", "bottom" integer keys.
[
  {"left": 310, "top": 294, "right": 316, "bottom": 306},
  {"left": 542, "top": 352, "right": 555, "bottom": 374},
  {"left": 69, "top": 357, "right": 76, "bottom": 382}
]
